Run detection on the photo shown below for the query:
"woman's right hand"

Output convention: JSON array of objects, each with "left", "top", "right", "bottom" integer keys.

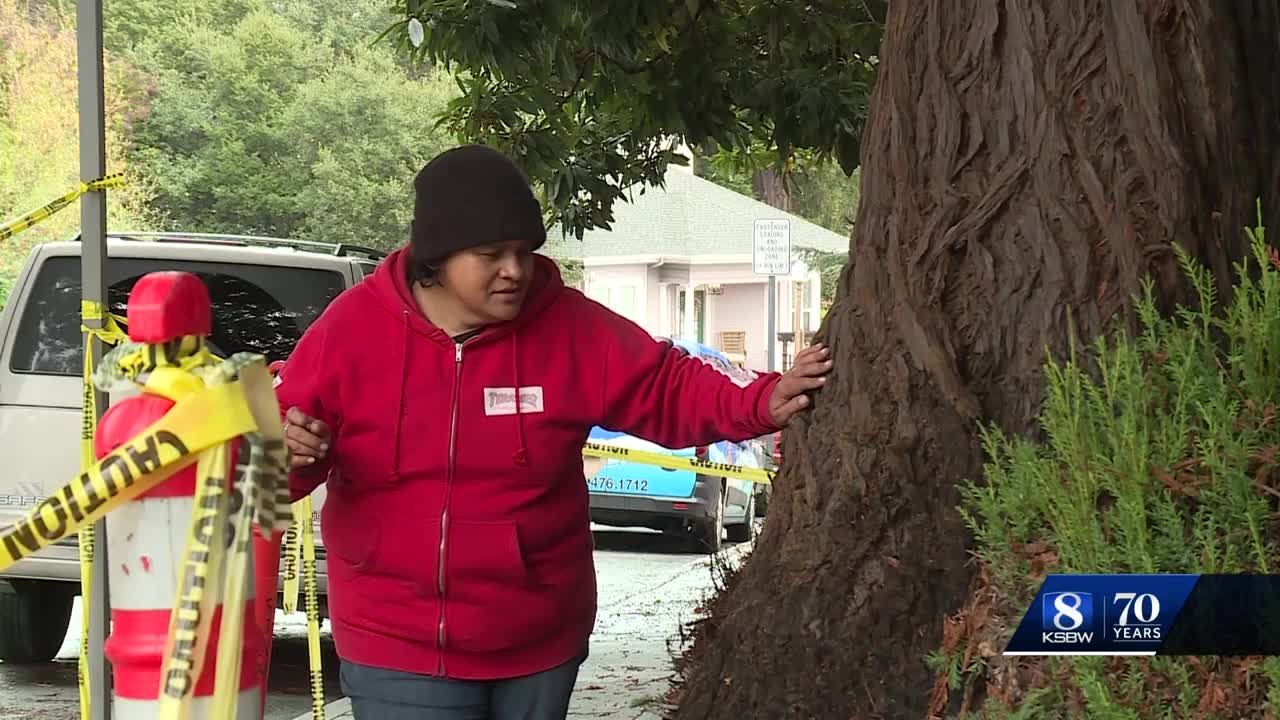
[{"left": 285, "top": 406, "right": 332, "bottom": 470}]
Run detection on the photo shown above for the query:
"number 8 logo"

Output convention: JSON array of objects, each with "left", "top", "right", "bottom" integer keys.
[{"left": 1053, "top": 592, "right": 1086, "bottom": 630}]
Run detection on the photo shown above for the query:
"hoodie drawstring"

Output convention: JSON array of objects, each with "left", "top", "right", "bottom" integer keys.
[
  {"left": 512, "top": 330, "right": 528, "bottom": 466},
  {"left": 392, "top": 310, "right": 411, "bottom": 481},
  {"left": 392, "top": 311, "right": 527, "bottom": 470}
]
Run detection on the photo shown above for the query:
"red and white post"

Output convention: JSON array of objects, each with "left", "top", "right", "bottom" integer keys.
[{"left": 95, "top": 272, "right": 264, "bottom": 719}]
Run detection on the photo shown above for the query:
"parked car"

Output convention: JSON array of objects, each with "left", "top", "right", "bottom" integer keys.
[
  {"left": 0, "top": 231, "right": 380, "bottom": 663},
  {"left": 585, "top": 337, "right": 769, "bottom": 552}
]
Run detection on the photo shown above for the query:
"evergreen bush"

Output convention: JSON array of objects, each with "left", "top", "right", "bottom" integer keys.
[{"left": 947, "top": 207, "right": 1280, "bottom": 718}]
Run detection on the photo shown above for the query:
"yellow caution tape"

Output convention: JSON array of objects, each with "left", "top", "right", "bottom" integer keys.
[
  {"left": 115, "top": 339, "right": 221, "bottom": 384},
  {"left": 280, "top": 514, "right": 301, "bottom": 614},
  {"left": 210, "top": 364, "right": 290, "bottom": 719},
  {"left": 157, "top": 442, "right": 232, "bottom": 720},
  {"left": 3, "top": 279, "right": 287, "bottom": 720},
  {"left": 210, "top": 447, "right": 255, "bottom": 720},
  {"left": 0, "top": 347, "right": 286, "bottom": 720},
  {"left": 147, "top": 357, "right": 289, "bottom": 720},
  {"left": 279, "top": 495, "right": 323, "bottom": 717},
  {"left": 0, "top": 381, "right": 257, "bottom": 571},
  {"left": 76, "top": 300, "right": 129, "bottom": 720},
  {"left": 301, "top": 495, "right": 325, "bottom": 720},
  {"left": 581, "top": 442, "right": 774, "bottom": 484},
  {"left": 0, "top": 174, "right": 126, "bottom": 242},
  {"left": 79, "top": 300, "right": 129, "bottom": 345}
]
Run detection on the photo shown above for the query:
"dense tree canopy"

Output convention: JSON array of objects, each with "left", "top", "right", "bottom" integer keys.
[
  {"left": 0, "top": 0, "right": 153, "bottom": 303},
  {"left": 3, "top": 0, "right": 869, "bottom": 278},
  {"left": 118, "top": 0, "right": 456, "bottom": 246},
  {"left": 386, "top": 0, "right": 884, "bottom": 238},
  {"left": 2, "top": 0, "right": 460, "bottom": 307}
]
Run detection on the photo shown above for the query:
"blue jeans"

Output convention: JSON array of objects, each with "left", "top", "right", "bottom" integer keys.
[{"left": 339, "top": 652, "right": 586, "bottom": 720}]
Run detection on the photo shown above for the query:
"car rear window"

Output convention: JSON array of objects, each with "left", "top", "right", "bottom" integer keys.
[
  {"left": 9, "top": 256, "right": 347, "bottom": 376},
  {"left": 357, "top": 260, "right": 379, "bottom": 278}
]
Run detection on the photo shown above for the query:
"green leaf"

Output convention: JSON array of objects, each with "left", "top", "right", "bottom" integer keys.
[{"left": 376, "top": 0, "right": 885, "bottom": 235}]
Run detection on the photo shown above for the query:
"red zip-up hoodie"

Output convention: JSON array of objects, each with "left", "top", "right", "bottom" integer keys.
[{"left": 276, "top": 248, "right": 781, "bottom": 680}]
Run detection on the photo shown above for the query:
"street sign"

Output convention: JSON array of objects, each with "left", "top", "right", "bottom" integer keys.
[{"left": 753, "top": 218, "right": 791, "bottom": 276}]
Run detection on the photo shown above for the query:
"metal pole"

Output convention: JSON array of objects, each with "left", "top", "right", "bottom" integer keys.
[
  {"left": 77, "top": 0, "right": 112, "bottom": 717},
  {"left": 767, "top": 274, "right": 776, "bottom": 372},
  {"left": 765, "top": 274, "right": 777, "bottom": 463}
]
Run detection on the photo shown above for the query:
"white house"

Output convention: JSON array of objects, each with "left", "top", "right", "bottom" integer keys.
[{"left": 543, "top": 164, "right": 849, "bottom": 372}]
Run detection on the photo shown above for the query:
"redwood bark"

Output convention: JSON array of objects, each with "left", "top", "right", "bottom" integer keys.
[{"left": 674, "top": 2, "right": 1280, "bottom": 718}]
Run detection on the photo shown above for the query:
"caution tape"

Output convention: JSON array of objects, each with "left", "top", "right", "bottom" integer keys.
[
  {"left": 158, "top": 442, "right": 231, "bottom": 720},
  {"left": 76, "top": 300, "right": 129, "bottom": 720},
  {"left": 300, "top": 495, "right": 325, "bottom": 720},
  {"left": 210, "top": 441, "right": 258, "bottom": 720},
  {"left": 149, "top": 355, "right": 291, "bottom": 720},
  {"left": 0, "top": 173, "right": 125, "bottom": 242},
  {"left": 81, "top": 329, "right": 255, "bottom": 720},
  {"left": 0, "top": 335, "right": 289, "bottom": 720},
  {"left": 0, "top": 380, "right": 257, "bottom": 570},
  {"left": 581, "top": 442, "right": 774, "bottom": 484},
  {"left": 280, "top": 514, "right": 301, "bottom": 614},
  {"left": 280, "top": 495, "right": 324, "bottom": 718}
]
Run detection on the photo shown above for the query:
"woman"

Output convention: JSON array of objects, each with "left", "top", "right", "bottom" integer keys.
[{"left": 277, "top": 144, "right": 832, "bottom": 719}]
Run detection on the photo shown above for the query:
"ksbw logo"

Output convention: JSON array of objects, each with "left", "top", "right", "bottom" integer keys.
[{"left": 1041, "top": 591, "right": 1095, "bottom": 644}]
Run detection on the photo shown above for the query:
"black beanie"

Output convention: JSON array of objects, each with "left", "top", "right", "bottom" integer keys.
[{"left": 409, "top": 145, "right": 546, "bottom": 268}]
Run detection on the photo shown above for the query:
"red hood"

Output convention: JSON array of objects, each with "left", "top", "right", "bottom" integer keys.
[
  {"left": 365, "top": 247, "right": 566, "bottom": 347},
  {"left": 363, "top": 247, "right": 566, "bottom": 469}
]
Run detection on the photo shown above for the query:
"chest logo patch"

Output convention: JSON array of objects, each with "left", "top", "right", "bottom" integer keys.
[{"left": 483, "top": 386, "right": 545, "bottom": 416}]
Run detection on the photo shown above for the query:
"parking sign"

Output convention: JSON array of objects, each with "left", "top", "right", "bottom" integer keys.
[{"left": 753, "top": 219, "right": 790, "bottom": 275}]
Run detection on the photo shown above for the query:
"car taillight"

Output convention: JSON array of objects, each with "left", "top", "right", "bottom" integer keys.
[{"left": 695, "top": 445, "right": 708, "bottom": 460}]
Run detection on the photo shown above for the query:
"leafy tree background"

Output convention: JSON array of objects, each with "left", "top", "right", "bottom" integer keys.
[
  {"left": 1, "top": 0, "right": 861, "bottom": 311},
  {"left": 0, "top": 0, "right": 457, "bottom": 307},
  {"left": 116, "top": 0, "right": 456, "bottom": 246},
  {"left": 0, "top": 0, "right": 154, "bottom": 304}
]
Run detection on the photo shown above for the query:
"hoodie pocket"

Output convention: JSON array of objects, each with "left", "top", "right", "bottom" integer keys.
[
  {"left": 322, "top": 492, "right": 442, "bottom": 595},
  {"left": 447, "top": 520, "right": 528, "bottom": 587},
  {"left": 363, "top": 515, "right": 444, "bottom": 596},
  {"left": 319, "top": 492, "right": 375, "bottom": 570},
  {"left": 445, "top": 520, "right": 546, "bottom": 653}
]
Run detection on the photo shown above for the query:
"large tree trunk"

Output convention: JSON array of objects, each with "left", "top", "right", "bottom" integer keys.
[
  {"left": 753, "top": 168, "right": 792, "bottom": 212},
  {"left": 674, "top": 2, "right": 1280, "bottom": 718}
]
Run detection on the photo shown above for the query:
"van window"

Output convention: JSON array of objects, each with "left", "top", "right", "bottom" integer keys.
[
  {"left": 9, "top": 257, "right": 346, "bottom": 376},
  {"left": 356, "top": 260, "right": 379, "bottom": 279}
]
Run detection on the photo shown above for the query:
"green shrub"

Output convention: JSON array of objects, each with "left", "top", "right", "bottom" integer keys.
[{"left": 953, "top": 208, "right": 1280, "bottom": 718}]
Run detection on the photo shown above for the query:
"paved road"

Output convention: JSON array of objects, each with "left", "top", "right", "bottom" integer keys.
[{"left": 0, "top": 526, "right": 751, "bottom": 720}]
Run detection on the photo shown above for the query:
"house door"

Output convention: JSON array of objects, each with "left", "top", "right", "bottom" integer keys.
[{"left": 676, "top": 288, "right": 706, "bottom": 343}]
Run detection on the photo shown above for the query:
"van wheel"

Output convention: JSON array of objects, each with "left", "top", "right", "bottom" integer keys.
[
  {"left": 0, "top": 580, "right": 74, "bottom": 663},
  {"left": 693, "top": 489, "right": 724, "bottom": 553},
  {"left": 726, "top": 493, "right": 755, "bottom": 544}
]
